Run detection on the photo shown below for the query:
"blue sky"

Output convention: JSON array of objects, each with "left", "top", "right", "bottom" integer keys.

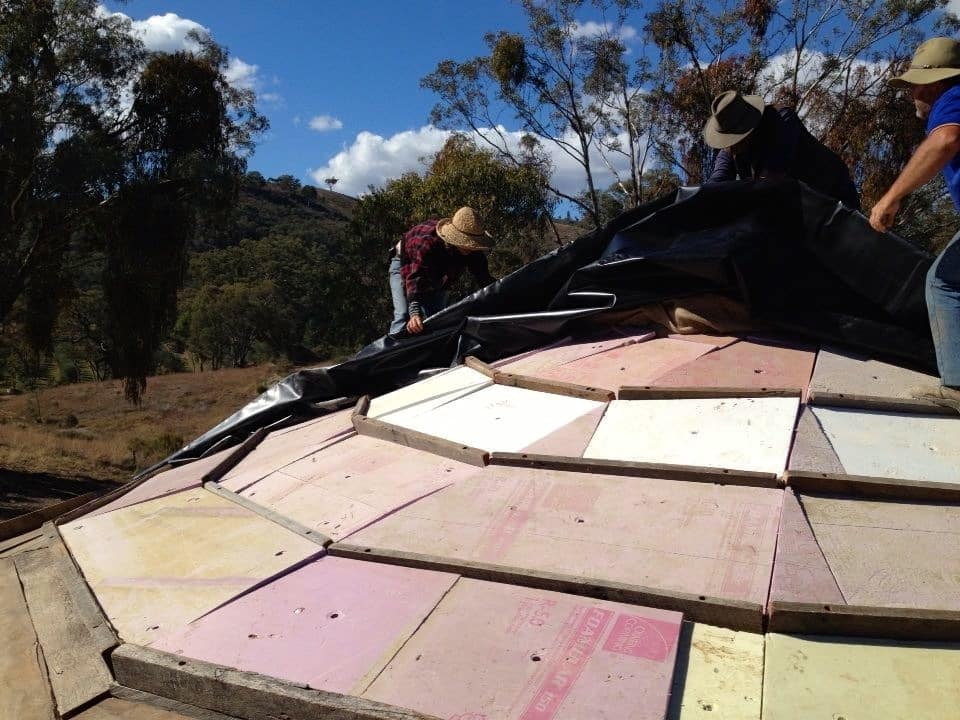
[
  {"left": 103, "top": 1, "right": 952, "bottom": 201},
  {"left": 104, "top": 1, "right": 538, "bottom": 195}
]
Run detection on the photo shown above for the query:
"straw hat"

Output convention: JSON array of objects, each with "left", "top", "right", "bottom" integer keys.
[
  {"left": 436, "top": 206, "right": 493, "bottom": 251},
  {"left": 703, "top": 90, "right": 766, "bottom": 149},
  {"left": 889, "top": 37, "right": 960, "bottom": 88}
]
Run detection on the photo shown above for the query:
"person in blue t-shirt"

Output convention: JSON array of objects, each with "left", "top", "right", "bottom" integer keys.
[{"left": 870, "top": 37, "right": 960, "bottom": 407}]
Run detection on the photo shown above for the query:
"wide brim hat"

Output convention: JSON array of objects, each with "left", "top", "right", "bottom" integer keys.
[
  {"left": 436, "top": 206, "right": 493, "bottom": 251},
  {"left": 703, "top": 90, "right": 765, "bottom": 149},
  {"left": 889, "top": 38, "right": 960, "bottom": 88}
]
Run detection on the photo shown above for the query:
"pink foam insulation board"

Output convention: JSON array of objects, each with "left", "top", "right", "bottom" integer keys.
[
  {"left": 219, "top": 412, "right": 355, "bottom": 493},
  {"left": 236, "top": 434, "right": 477, "bottom": 540},
  {"left": 584, "top": 397, "right": 799, "bottom": 475},
  {"left": 800, "top": 493, "right": 960, "bottom": 610},
  {"left": 787, "top": 406, "right": 845, "bottom": 474},
  {"left": 521, "top": 404, "right": 607, "bottom": 456},
  {"left": 811, "top": 406, "right": 960, "bottom": 484},
  {"left": 496, "top": 331, "right": 656, "bottom": 374},
  {"left": 382, "top": 384, "right": 607, "bottom": 454},
  {"left": 769, "top": 489, "right": 844, "bottom": 605},
  {"left": 346, "top": 465, "right": 781, "bottom": 605},
  {"left": 535, "top": 338, "right": 714, "bottom": 390},
  {"left": 150, "top": 556, "right": 458, "bottom": 695},
  {"left": 667, "top": 333, "right": 740, "bottom": 347},
  {"left": 87, "top": 446, "right": 235, "bottom": 518},
  {"left": 810, "top": 347, "right": 941, "bottom": 399},
  {"left": 651, "top": 340, "right": 816, "bottom": 392},
  {"left": 368, "top": 365, "right": 492, "bottom": 420},
  {"left": 363, "top": 577, "right": 682, "bottom": 720},
  {"left": 60, "top": 488, "right": 322, "bottom": 645}
]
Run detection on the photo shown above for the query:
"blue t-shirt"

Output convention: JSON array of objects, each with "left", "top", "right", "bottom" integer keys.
[{"left": 927, "top": 84, "right": 960, "bottom": 211}]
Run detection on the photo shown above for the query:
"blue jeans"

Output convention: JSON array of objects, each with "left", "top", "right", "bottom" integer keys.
[
  {"left": 388, "top": 255, "right": 447, "bottom": 335},
  {"left": 927, "top": 230, "right": 960, "bottom": 387}
]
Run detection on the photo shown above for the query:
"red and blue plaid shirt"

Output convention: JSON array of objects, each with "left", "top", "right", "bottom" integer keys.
[{"left": 399, "top": 220, "right": 493, "bottom": 310}]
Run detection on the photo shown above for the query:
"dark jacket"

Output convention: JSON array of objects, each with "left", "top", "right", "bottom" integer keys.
[{"left": 708, "top": 106, "right": 860, "bottom": 210}]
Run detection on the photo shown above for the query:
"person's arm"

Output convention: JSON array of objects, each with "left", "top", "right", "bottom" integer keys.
[
  {"left": 756, "top": 107, "right": 799, "bottom": 179},
  {"left": 401, "top": 231, "right": 437, "bottom": 334},
  {"left": 465, "top": 251, "right": 495, "bottom": 287},
  {"left": 870, "top": 124, "right": 960, "bottom": 232},
  {"left": 707, "top": 149, "right": 737, "bottom": 183}
]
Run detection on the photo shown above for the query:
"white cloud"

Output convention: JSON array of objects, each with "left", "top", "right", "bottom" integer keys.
[
  {"left": 568, "top": 20, "right": 638, "bottom": 42},
  {"left": 224, "top": 57, "right": 260, "bottom": 90},
  {"left": 309, "top": 115, "right": 344, "bottom": 132},
  {"left": 128, "top": 12, "right": 209, "bottom": 53},
  {"left": 308, "top": 124, "right": 635, "bottom": 199}
]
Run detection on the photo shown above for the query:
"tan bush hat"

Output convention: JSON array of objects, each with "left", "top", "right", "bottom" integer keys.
[
  {"left": 436, "top": 206, "right": 493, "bottom": 251},
  {"left": 703, "top": 90, "right": 765, "bottom": 149},
  {"left": 889, "top": 37, "right": 960, "bottom": 88}
]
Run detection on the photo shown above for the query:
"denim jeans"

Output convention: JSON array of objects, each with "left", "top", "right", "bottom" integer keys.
[
  {"left": 927, "top": 229, "right": 960, "bottom": 387},
  {"left": 388, "top": 255, "right": 447, "bottom": 335}
]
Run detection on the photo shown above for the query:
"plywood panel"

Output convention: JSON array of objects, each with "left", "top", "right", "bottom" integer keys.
[
  {"left": 536, "top": 338, "right": 713, "bottom": 390},
  {"left": 786, "top": 406, "right": 845, "bottom": 474},
  {"left": 801, "top": 493, "right": 960, "bottom": 610},
  {"left": 810, "top": 347, "right": 940, "bottom": 399},
  {"left": 769, "top": 489, "right": 844, "bottom": 605},
  {"left": 667, "top": 334, "right": 740, "bottom": 347},
  {"left": 364, "top": 577, "right": 682, "bottom": 720},
  {"left": 368, "top": 365, "right": 491, "bottom": 419},
  {"left": 0, "top": 558, "right": 55, "bottom": 720},
  {"left": 669, "top": 623, "right": 763, "bottom": 720},
  {"left": 652, "top": 341, "right": 816, "bottom": 392},
  {"left": 384, "top": 384, "right": 606, "bottom": 454},
  {"left": 496, "top": 332, "right": 656, "bottom": 374},
  {"left": 61, "top": 489, "right": 322, "bottom": 645},
  {"left": 151, "top": 556, "right": 458, "bottom": 695},
  {"left": 762, "top": 633, "right": 960, "bottom": 720},
  {"left": 813, "top": 406, "right": 960, "bottom": 484},
  {"left": 347, "top": 465, "right": 782, "bottom": 605},
  {"left": 520, "top": 405, "right": 607, "bottom": 456},
  {"left": 220, "top": 422, "right": 355, "bottom": 493},
  {"left": 238, "top": 434, "right": 477, "bottom": 540},
  {"left": 90, "top": 447, "right": 235, "bottom": 518},
  {"left": 584, "top": 398, "right": 799, "bottom": 475}
]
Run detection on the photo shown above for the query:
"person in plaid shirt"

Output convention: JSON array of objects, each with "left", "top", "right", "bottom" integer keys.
[{"left": 389, "top": 206, "right": 495, "bottom": 336}]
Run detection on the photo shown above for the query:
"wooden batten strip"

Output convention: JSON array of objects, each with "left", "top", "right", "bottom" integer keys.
[
  {"left": 330, "top": 542, "right": 764, "bottom": 633},
  {"left": 493, "top": 371, "right": 615, "bottom": 401},
  {"left": 768, "top": 601, "right": 960, "bottom": 641},
  {"left": 352, "top": 413, "right": 489, "bottom": 468},
  {"left": 0, "top": 528, "right": 47, "bottom": 558},
  {"left": 201, "top": 427, "right": 270, "bottom": 485},
  {"left": 43, "top": 522, "right": 119, "bottom": 654},
  {"left": 112, "top": 644, "right": 442, "bottom": 720},
  {"left": 786, "top": 470, "right": 960, "bottom": 503},
  {"left": 618, "top": 386, "right": 802, "bottom": 400},
  {"left": 808, "top": 390, "right": 957, "bottom": 416},
  {"left": 203, "top": 482, "right": 332, "bottom": 547},
  {"left": 0, "top": 491, "right": 99, "bottom": 542},
  {"left": 489, "top": 452, "right": 781, "bottom": 489},
  {"left": 14, "top": 534, "right": 114, "bottom": 716},
  {"left": 463, "top": 355, "right": 497, "bottom": 379},
  {"left": 353, "top": 394, "right": 371, "bottom": 419}
]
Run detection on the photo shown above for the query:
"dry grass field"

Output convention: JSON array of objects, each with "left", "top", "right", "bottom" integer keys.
[{"left": 0, "top": 363, "right": 298, "bottom": 517}]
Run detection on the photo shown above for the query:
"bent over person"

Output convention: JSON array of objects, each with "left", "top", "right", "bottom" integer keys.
[
  {"left": 389, "top": 206, "right": 495, "bottom": 336},
  {"left": 870, "top": 37, "right": 960, "bottom": 407},
  {"left": 704, "top": 90, "right": 860, "bottom": 209}
]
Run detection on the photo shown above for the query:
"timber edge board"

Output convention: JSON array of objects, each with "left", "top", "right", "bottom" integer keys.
[
  {"left": 786, "top": 470, "right": 960, "bottom": 503},
  {"left": 111, "top": 644, "right": 442, "bottom": 720},
  {"left": 329, "top": 541, "right": 764, "bottom": 633},
  {"left": 464, "top": 355, "right": 615, "bottom": 401},
  {"left": 768, "top": 601, "right": 960, "bottom": 641},
  {"left": 808, "top": 389, "right": 958, "bottom": 416},
  {"left": 490, "top": 452, "right": 782, "bottom": 489},
  {"left": 619, "top": 385, "right": 802, "bottom": 400}
]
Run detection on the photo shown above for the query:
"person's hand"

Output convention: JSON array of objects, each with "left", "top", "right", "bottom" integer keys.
[
  {"left": 870, "top": 194, "right": 901, "bottom": 233},
  {"left": 406, "top": 315, "right": 424, "bottom": 334}
]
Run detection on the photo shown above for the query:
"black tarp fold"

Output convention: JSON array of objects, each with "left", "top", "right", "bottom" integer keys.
[{"left": 158, "top": 179, "right": 935, "bottom": 472}]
